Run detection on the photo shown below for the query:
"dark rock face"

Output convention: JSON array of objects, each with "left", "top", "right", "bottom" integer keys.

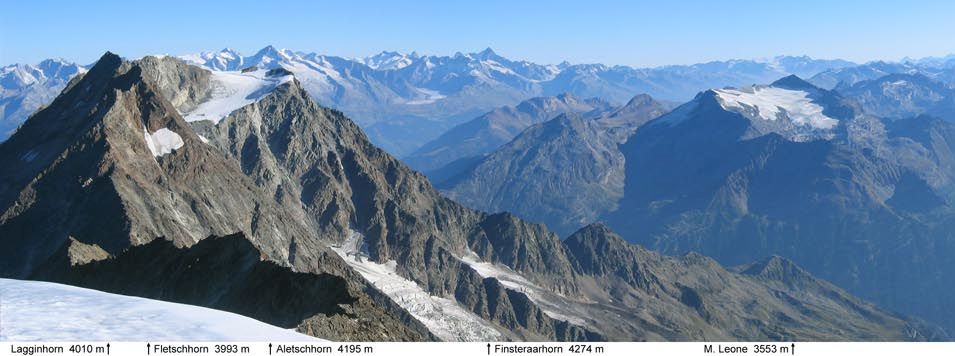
[
  {"left": 137, "top": 55, "right": 212, "bottom": 113},
  {"left": 33, "top": 234, "right": 430, "bottom": 341},
  {"left": 439, "top": 96, "right": 666, "bottom": 236},
  {"left": 606, "top": 76, "right": 955, "bottom": 334},
  {"left": 563, "top": 224, "right": 659, "bottom": 290},
  {"left": 197, "top": 79, "right": 593, "bottom": 339},
  {"left": 561, "top": 224, "right": 944, "bottom": 341},
  {"left": 0, "top": 53, "right": 312, "bottom": 277},
  {"left": 0, "top": 53, "right": 433, "bottom": 341}
]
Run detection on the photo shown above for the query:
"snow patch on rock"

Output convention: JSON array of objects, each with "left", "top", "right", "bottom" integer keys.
[
  {"left": 330, "top": 231, "right": 503, "bottom": 341},
  {"left": 182, "top": 69, "right": 293, "bottom": 123},
  {"left": 459, "top": 251, "right": 589, "bottom": 326},
  {"left": 405, "top": 87, "right": 446, "bottom": 105},
  {"left": 714, "top": 86, "right": 838, "bottom": 129},
  {"left": 0, "top": 278, "right": 321, "bottom": 341},
  {"left": 144, "top": 127, "right": 184, "bottom": 157}
]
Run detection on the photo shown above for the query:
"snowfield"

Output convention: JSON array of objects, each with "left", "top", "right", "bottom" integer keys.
[
  {"left": 330, "top": 231, "right": 503, "bottom": 341},
  {"left": 181, "top": 69, "right": 293, "bottom": 123},
  {"left": 459, "top": 251, "right": 589, "bottom": 326},
  {"left": 714, "top": 86, "right": 839, "bottom": 129},
  {"left": 0, "top": 279, "right": 320, "bottom": 341},
  {"left": 405, "top": 87, "right": 447, "bottom": 105},
  {"left": 143, "top": 127, "right": 184, "bottom": 157}
]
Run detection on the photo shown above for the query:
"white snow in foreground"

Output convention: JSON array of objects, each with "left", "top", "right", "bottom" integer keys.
[
  {"left": 330, "top": 231, "right": 502, "bottom": 341},
  {"left": 182, "top": 69, "right": 293, "bottom": 123},
  {"left": 143, "top": 127, "right": 184, "bottom": 157},
  {"left": 714, "top": 86, "right": 839, "bottom": 130},
  {"left": 459, "top": 251, "right": 589, "bottom": 326},
  {"left": 0, "top": 278, "right": 320, "bottom": 342}
]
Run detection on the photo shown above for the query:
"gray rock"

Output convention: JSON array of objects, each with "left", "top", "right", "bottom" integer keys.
[{"left": 439, "top": 95, "right": 666, "bottom": 236}]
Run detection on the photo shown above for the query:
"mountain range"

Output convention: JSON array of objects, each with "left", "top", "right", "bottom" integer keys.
[
  {"left": 0, "top": 52, "right": 940, "bottom": 341},
  {"left": 834, "top": 73, "right": 955, "bottom": 120},
  {"left": 0, "top": 59, "right": 86, "bottom": 140},
  {"left": 612, "top": 75, "right": 955, "bottom": 333},
  {"left": 440, "top": 71, "right": 955, "bottom": 334},
  {"left": 3, "top": 47, "right": 866, "bottom": 155},
  {"left": 405, "top": 93, "right": 618, "bottom": 173}
]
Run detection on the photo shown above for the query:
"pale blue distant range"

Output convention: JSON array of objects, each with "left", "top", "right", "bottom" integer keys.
[{"left": 2, "top": 0, "right": 954, "bottom": 66}]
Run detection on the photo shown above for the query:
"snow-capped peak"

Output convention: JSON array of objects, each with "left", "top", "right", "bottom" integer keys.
[
  {"left": 248, "top": 45, "right": 295, "bottom": 66},
  {"left": 362, "top": 51, "right": 415, "bottom": 70},
  {"left": 0, "top": 64, "right": 43, "bottom": 88},
  {"left": 1, "top": 59, "right": 86, "bottom": 90},
  {"left": 178, "top": 48, "right": 246, "bottom": 71},
  {"left": 216, "top": 48, "right": 240, "bottom": 58},
  {"left": 475, "top": 47, "right": 499, "bottom": 60}
]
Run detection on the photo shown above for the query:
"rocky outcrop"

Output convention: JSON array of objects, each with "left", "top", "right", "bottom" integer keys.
[
  {"left": 560, "top": 224, "right": 944, "bottom": 341},
  {"left": 137, "top": 55, "right": 212, "bottom": 113},
  {"left": 34, "top": 233, "right": 431, "bottom": 341},
  {"left": 439, "top": 95, "right": 666, "bottom": 236},
  {"left": 0, "top": 52, "right": 312, "bottom": 277}
]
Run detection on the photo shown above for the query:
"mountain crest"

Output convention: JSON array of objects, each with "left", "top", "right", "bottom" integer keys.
[
  {"left": 770, "top": 74, "right": 820, "bottom": 91},
  {"left": 623, "top": 93, "right": 655, "bottom": 107},
  {"left": 476, "top": 47, "right": 498, "bottom": 59},
  {"left": 740, "top": 255, "right": 819, "bottom": 288},
  {"left": 564, "top": 223, "right": 625, "bottom": 247}
]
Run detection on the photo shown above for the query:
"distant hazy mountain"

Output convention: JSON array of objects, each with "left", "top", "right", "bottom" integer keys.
[
  {"left": 405, "top": 93, "right": 615, "bottom": 173},
  {"left": 834, "top": 73, "right": 955, "bottom": 120},
  {"left": 810, "top": 59, "right": 955, "bottom": 89},
  {"left": 1, "top": 53, "right": 934, "bottom": 342},
  {"left": 439, "top": 95, "right": 667, "bottom": 236},
  {"left": 0, "top": 49, "right": 862, "bottom": 154},
  {"left": 172, "top": 47, "right": 859, "bottom": 156},
  {"left": 543, "top": 56, "right": 855, "bottom": 103},
  {"left": 0, "top": 59, "right": 86, "bottom": 140},
  {"left": 605, "top": 75, "right": 955, "bottom": 333}
]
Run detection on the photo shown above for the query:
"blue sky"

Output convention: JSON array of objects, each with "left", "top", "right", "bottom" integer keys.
[{"left": 2, "top": 0, "right": 954, "bottom": 67}]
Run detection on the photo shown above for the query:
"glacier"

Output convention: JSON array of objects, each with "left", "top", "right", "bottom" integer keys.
[
  {"left": 329, "top": 231, "right": 504, "bottom": 341},
  {"left": 181, "top": 69, "right": 293, "bottom": 124},
  {"left": 714, "top": 86, "right": 839, "bottom": 130}
]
